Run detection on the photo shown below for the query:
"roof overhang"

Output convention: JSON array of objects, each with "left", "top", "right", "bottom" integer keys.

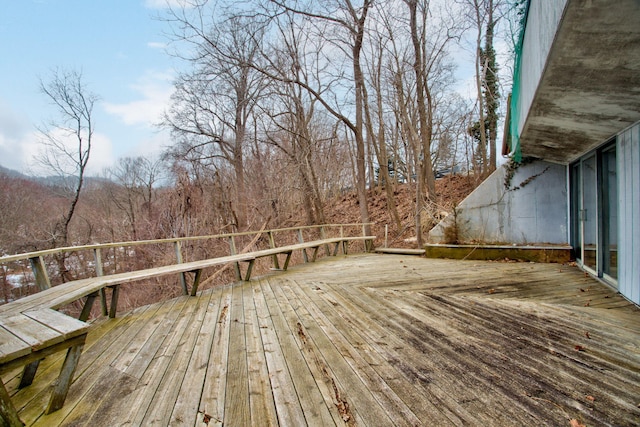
[{"left": 518, "top": 0, "right": 640, "bottom": 163}]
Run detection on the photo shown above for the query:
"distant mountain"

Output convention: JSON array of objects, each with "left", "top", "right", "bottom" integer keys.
[
  {"left": 0, "top": 165, "right": 111, "bottom": 187},
  {"left": 0, "top": 165, "right": 30, "bottom": 179}
]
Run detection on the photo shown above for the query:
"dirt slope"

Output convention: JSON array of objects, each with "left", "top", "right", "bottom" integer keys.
[{"left": 324, "top": 175, "right": 476, "bottom": 247}]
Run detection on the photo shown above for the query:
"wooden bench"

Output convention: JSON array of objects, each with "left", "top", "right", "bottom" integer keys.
[
  {"left": 0, "top": 252, "right": 255, "bottom": 425},
  {"left": 0, "top": 309, "right": 88, "bottom": 425},
  {"left": 0, "top": 235, "right": 374, "bottom": 424},
  {"left": 241, "top": 236, "right": 376, "bottom": 280}
]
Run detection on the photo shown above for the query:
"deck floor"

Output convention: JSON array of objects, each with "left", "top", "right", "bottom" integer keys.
[{"left": 4, "top": 253, "right": 640, "bottom": 426}]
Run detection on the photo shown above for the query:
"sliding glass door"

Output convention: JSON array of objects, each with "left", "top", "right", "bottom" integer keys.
[{"left": 570, "top": 141, "right": 618, "bottom": 286}]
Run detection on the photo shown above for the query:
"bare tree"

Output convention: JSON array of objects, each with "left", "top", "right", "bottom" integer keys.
[
  {"left": 255, "top": 0, "right": 373, "bottom": 235},
  {"left": 36, "top": 68, "right": 99, "bottom": 250},
  {"left": 464, "top": 0, "right": 503, "bottom": 177},
  {"left": 162, "top": 4, "right": 266, "bottom": 230},
  {"left": 105, "top": 156, "right": 162, "bottom": 240}
]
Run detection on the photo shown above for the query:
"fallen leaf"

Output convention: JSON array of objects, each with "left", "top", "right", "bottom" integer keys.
[
  {"left": 586, "top": 395, "right": 595, "bottom": 402},
  {"left": 574, "top": 345, "right": 585, "bottom": 352},
  {"left": 570, "top": 419, "right": 586, "bottom": 427},
  {"left": 488, "top": 288, "right": 496, "bottom": 294}
]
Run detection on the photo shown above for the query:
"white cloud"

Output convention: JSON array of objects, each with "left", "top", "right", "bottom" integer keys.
[
  {"left": 147, "top": 41, "right": 167, "bottom": 49},
  {"left": 144, "top": 0, "right": 193, "bottom": 9},
  {"left": 25, "top": 128, "right": 114, "bottom": 177},
  {"left": 103, "top": 70, "right": 174, "bottom": 127}
]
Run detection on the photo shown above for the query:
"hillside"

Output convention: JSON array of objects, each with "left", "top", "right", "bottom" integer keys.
[{"left": 324, "top": 175, "right": 476, "bottom": 247}]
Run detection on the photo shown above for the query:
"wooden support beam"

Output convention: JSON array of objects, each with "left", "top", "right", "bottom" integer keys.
[
  {"left": 108, "top": 285, "right": 120, "bottom": 318},
  {"left": 332, "top": 242, "right": 341, "bottom": 256},
  {"left": 189, "top": 269, "right": 203, "bottom": 297},
  {"left": 93, "top": 248, "right": 108, "bottom": 316},
  {"left": 243, "top": 260, "right": 256, "bottom": 282},
  {"left": 79, "top": 292, "right": 98, "bottom": 322},
  {"left": 174, "top": 241, "right": 189, "bottom": 295},
  {"left": 0, "top": 379, "right": 24, "bottom": 426},
  {"left": 45, "top": 342, "right": 85, "bottom": 414},
  {"left": 268, "top": 231, "right": 280, "bottom": 270},
  {"left": 18, "top": 360, "right": 40, "bottom": 388},
  {"left": 282, "top": 251, "right": 293, "bottom": 271},
  {"left": 28, "top": 256, "right": 50, "bottom": 291}
]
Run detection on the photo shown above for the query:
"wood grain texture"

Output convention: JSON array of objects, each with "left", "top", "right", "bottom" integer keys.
[{"left": 7, "top": 254, "right": 639, "bottom": 426}]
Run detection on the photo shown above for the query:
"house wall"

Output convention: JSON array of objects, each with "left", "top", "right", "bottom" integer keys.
[
  {"left": 515, "top": 0, "right": 567, "bottom": 135},
  {"left": 428, "top": 161, "right": 567, "bottom": 245},
  {"left": 618, "top": 122, "right": 640, "bottom": 305}
]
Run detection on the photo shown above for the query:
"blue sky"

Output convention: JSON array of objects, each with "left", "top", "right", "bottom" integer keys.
[{"left": 0, "top": 0, "right": 181, "bottom": 175}]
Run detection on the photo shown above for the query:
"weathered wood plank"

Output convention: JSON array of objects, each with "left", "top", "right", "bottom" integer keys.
[
  {"left": 290, "top": 281, "right": 424, "bottom": 427},
  {"left": 253, "top": 280, "right": 307, "bottom": 426},
  {"left": 197, "top": 285, "right": 233, "bottom": 427},
  {"left": 0, "top": 327, "right": 30, "bottom": 366},
  {"left": 222, "top": 283, "right": 250, "bottom": 427},
  {"left": 278, "top": 280, "right": 398, "bottom": 426},
  {"left": 18, "top": 306, "right": 153, "bottom": 426},
  {"left": 169, "top": 282, "right": 222, "bottom": 426},
  {"left": 243, "top": 282, "right": 278, "bottom": 426},
  {"left": 141, "top": 289, "right": 213, "bottom": 425},
  {"left": 9, "top": 254, "right": 640, "bottom": 426},
  {"left": 259, "top": 278, "right": 337, "bottom": 426},
  {"left": 22, "top": 310, "right": 87, "bottom": 340},
  {"left": 0, "top": 315, "right": 62, "bottom": 352}
]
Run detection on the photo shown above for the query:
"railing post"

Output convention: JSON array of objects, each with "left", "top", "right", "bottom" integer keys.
[
  {"left": 29, "top": 256, "right": 50, "bottom": 291},
  {"left": 93, "top": 248, "right": 108, "bottom": 316},
  {"left": 268, "top": 231, "right": 280, "bottom": 269},
  {"left": 320, "top": 226, "right": 331, "bottom": 256},
  {"left": 229, "top": 236, "right": 242, "bottom": 281},
  {"left": 174, "top": 241, "right": 188, "bottom": 295},
  {"left": 298, "top": 229, "right": 309, "bottom": 263}
]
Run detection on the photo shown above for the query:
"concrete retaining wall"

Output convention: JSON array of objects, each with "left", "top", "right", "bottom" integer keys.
[{"left": 428, "top": 160, "right": 568, "bottom": 245}]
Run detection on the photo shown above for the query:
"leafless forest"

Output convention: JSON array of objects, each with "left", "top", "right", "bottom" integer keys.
[{"left": 1, "top": 0, "right": 523, "bottom": 309}]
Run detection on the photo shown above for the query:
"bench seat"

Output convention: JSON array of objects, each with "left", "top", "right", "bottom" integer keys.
[{"left": 0, "top": 309, "right": 89, "bottom": 424}]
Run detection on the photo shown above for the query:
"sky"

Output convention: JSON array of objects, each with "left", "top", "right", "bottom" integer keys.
[{"left": 0, "top": 0, "right": 182, "bottom": 176}]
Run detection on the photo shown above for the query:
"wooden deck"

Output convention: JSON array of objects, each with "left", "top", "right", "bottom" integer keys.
[{"left": 4, "top": 253, "right": 640, "bottom": 426}]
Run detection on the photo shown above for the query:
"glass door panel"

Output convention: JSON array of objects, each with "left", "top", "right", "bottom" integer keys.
[
  {"left": 570, "top": 164, "right": 582, "bottom": 261},
  {"left": 582, "top": 155, "right": 598, "bottom": 272},
  {"left": 602, "top": 146, "right": 618, "bottom": 282}
]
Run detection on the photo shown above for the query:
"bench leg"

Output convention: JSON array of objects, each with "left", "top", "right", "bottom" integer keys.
[
  {"left": 311, "top": 247, "right": 320, "bottom": 262},
  {"left": 189, "top": 269, "right": 203, "bottom": 297},
  {"left": 79, "top": 292, "right": 98, "bottom": 322},
  {"left": 233, "top": 262, "right": 242, "bottom": 281},
  {"left": 18, "top": 360, "right": 41, "bottom": 388},
  {"left": 332, "top": 242, "right": 340, "bottom": 256},
  {"left": 45, "top": 343, "right": 84, "bottom": 414},
  {"left": 282, "top": 251, "right": 293, "bottom": 271},
  {"left": 0, "top": 379, "right": 24, "bottom": 426},
  {"left": 243, "top": 260, "right": 255, "bottom": 281},
  {"left": 99, "top": 288, "right": 108, "bottom": 316},
  {"left": 108, "top": 285, "right": 120, "bottom": 318},
  {"left": 179, "top": 271, "right": 189, "bottom": 295}
]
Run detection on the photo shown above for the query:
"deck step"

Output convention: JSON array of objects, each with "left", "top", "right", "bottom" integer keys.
[
  {"left": 423, "top": 244, "right": 572, "bottom": 263},
  {"left": 374, "top": 247, "right": 426, "bottom": 256}
]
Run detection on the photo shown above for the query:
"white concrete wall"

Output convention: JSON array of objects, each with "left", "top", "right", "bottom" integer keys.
[
  {"left": 516, "top": 0, "right": 568, "bottom": 134},
  {"left": 428, "top": 161, "right": 568, "bottom": 245}
]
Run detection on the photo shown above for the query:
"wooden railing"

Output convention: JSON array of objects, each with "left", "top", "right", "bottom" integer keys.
[
  {"left": 0, "top": 223, "right": 374, "bottom": 422},
  {"left": 0, "top": 223, "right": 374, "bottom": 303}
]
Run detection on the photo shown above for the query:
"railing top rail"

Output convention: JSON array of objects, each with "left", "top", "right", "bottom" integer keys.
[{"left": 0, "top": 223, "right": 374, "bottom": 264}]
